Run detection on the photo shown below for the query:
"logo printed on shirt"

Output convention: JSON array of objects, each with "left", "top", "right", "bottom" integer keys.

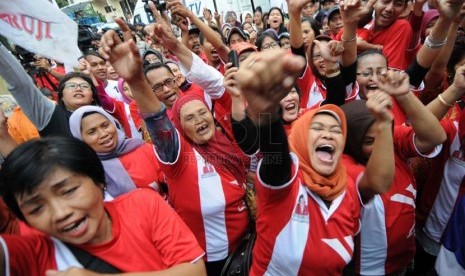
[
  {"left": 201, "top": 163, "right": 218, "bottom": 178},
  {"left": 292, "top": 194, "right": 309, "bottom": 223}
]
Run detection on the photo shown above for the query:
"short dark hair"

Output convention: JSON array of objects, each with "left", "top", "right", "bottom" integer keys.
[
  {"left": 0, "top": 137, "right": 106, "bottom": 221},
  {"left": 83, "top": 50, "right": 105, "bottom": 61},
  {"left": 356, "top": 49, "right": 387, "bottom": 67},
  {"left": 57, "top": 72, "right": 101, "bottom": 107},
  {"left": 301, "top": 17, "right": 321, "bottom": 37},
  {"left": 144, "top": 62, "right": 175, "bottom": 78},
  {"left": 256, "top": 30, "right": 279, "bottom": 51},
  {"left": 200, "top": 25, "right": 226, "bottom": 45}
]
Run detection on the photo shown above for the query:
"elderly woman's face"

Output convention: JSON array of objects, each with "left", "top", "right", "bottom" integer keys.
[
  {"left": 180, "top": 100, "right": 216, "bottom": 144},
  {"left": 308, "top": 113, "right": 344, "bottom": 176}
]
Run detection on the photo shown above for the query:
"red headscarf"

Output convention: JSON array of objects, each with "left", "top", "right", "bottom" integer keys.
[
  {"left": 288, "top": 104, "right": 348, "bottom": 201},
  {"left": 172, "top": 94, "right": 246, "bottom": 185}
]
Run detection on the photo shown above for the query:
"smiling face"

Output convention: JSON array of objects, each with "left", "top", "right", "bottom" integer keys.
[
  {"left": 80, "top": 113, "right": 118, "bottom": 153},
  {"left": 268, "top": 9, "right": 283, "bottom": 30},
  {"left": 356, "top": 53, "right": 388, "bottom": 99},
  {"left": 86, "top": 55, "right": 107, "bottom": 81},
  {"left": 312, "top": 41, "right": 328, "bottom": 77},
  {"left": 106, "top": 62, "right": 119, "bottom": 80},
  {"left": 17, "top": 167, "right": 110, "bottom": 245},
  {"left": 61, "top": 77, "right": 94, "bottom": 111},
  {"left": 146, "top": 67, "right": 180, "bottom": 108},
  {"left": 308, "top": 113, "right": 344, "bottom": 176},
  {"left": 374, "top": 0, "right": 407, "bottom": 29},
  {"left": 180, "top": 100, "right": 215, "bottom": 144},
  {"left": 280, "top": 87, "right": 300, "bottom": 122}
]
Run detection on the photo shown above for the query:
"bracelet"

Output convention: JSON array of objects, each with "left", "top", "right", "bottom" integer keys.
[
  {"left": 341, "top": 36, "right": 356, "bottom": 42},
  {"left": 424, "top": 34, "right": 447, "bottom": 49},
  {"left": 437, "top": 94, "right": 454, "bottom": 107}
]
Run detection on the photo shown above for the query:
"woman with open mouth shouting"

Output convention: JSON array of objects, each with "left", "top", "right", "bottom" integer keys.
[{"left": 99, "top": 4, "right": 249, "bottom": 275}]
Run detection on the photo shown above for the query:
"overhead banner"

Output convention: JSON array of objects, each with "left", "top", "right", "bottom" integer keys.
[{"left": 0, "top": 0, "right": 81, "bottom": 66}]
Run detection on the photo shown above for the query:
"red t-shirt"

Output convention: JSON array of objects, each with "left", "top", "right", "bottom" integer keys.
[
  {"left": 119, "top": 143, "right": 164, "bottom": 189},
  {"left": 156, "top": 131, "right": 249, "bottom": 262},
  {"left": 0, "top": 189, "right": 204, "bottom": 274},
  {"left": 251, "top": 154, "right": 361, "bottom": 276},
  {"left": 368, "top": 20, "right": 413, "bottom": 70},
  {"left": 345, "top": 126, "right": 426, "bottom": 274}
]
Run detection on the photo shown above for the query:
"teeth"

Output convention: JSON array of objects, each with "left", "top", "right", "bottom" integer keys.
[{"left": 62, "top": 219, "right": 85, "bottom": 233}]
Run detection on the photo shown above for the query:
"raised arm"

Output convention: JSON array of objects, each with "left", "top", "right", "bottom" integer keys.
[
  {"left": 235, "top": 50, "right": 305, "bottom": 185},
  {"left": 0, "top": 45, "right": 55, "bottom": 131},
  {"left": 100, "top": 6, "right": 179, "bottom": 163},
  {"left": 169, "top": 1, "right": 230, "bottom": 63},
  {"left": 427, "top": 64, "right": 465, "bottom": 119},
  {"left": 288, "top": 0, "right": 310, "bottom": 49},
  {"left": 378, "top": 70, "right": 446, "bottom": 153},
  {"left": 358, "top": 91, "right": 395, "bottom": 201},
  {"left": 339, "top": 0, "right": 377, "bottom": 67}
]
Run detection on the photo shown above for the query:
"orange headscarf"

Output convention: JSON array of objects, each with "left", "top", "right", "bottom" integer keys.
[{"left": 288, "top": 104, "right": 347, "bottom": 201}]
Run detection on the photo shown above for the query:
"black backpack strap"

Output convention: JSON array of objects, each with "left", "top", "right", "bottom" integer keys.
[{"left": 65, "top": 243, "right": 121, "bottom": 273}]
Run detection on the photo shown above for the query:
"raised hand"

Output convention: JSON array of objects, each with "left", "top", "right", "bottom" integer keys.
[
  {"left": 340, "top": 0, "right": 377, "bottom": 25},
  {"left": 99, "top": 18, "right": 143, "bottom": 82},
  {"left": 288, "top": 0, "right": 313, "bottom": 13},
  {"left": 373, "top": 69, "right": 411, "bottom": 98},
  {"left": 168, "top": 1, "right": 192, "bottom": 19},
  {"left": 366, "top": 90, "right": 393, "bottom": 122},
  {"left": 148, "top": 2, "right": 179, "bottom": 51},
  {"left": 434, "top": 0, "right": 465, "bottom": 21},
  {"left": 452, "top": 64, "right": 465, "bottom": 90},
  {"left": 234, "top": 49, "right": 306, "bottom": 124},
  {"left": 77, "top": 58, "right": 91, "bottom": 75},
  {"left": 314, "top": 40, "right": 343, "bottom": 63},
  {"left": 223, "top": 62, "right": 242, "bottom": 98}
]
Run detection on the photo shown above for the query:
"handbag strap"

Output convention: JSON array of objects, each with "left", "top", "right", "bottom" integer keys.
[{"left": 65, "top": 243, "right": 121, "bottom": 273}]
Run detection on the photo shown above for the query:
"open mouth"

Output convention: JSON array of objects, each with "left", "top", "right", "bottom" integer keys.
[
  {"left": 164, "top": 92, "right": 177, "bottom": 103},
  {"left": 366, "top": 84, "right": 379, "bottom": 91},
  {"left": 285, "top": 103, "right": 297, "bottom": 112},
  {"left": 315, "top": 144, "right": 335, "bottom": 163},
  {"left": 74, "top": 93, "right": 85, "bottom": 98},
  {"left": 196, "top": 123, "right": 210, "bottom": 134},
  {"left": 61, "top": 217, "right": 87, "bottom": 234}
]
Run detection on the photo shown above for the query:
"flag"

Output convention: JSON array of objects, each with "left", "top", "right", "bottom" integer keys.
[
  {"left": 435, "top": 195, "right": 465, "bottom": 275},
  {"left": 0, "top": 0, "right": 81, "bottom": 66}
]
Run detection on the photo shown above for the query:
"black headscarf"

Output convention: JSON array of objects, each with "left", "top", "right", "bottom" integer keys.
[{"left": 340, "top": 100, "right": 376, "bottom": 165}]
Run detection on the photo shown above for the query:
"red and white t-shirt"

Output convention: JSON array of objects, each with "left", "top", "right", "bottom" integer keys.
[
  {"left": 345, "top": 126, "right": 441, "bottom": 275},
  {"left": 156, "top": 131, "right": 249, "bottom": 261},
  {"left": 416, "top": 120, "right": 465, "bottom": 255},
  {"left": 0, "top": 189, "right": 204, "bottom": 275},
  {"left": 297, "top": 66, "right": 358, "bottom": 110},
  {"left": 251, "top": 154, "right": 361, "bottom": 276}
]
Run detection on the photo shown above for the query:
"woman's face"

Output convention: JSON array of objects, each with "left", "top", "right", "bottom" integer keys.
[
  {"left": 61, "top": 77, "right": 94, "bottom": 111},
  {"left": 81, "top": 113, "right": 118, "bottom": 153},
  {"left": 122, "top": 82, "right": 133, "bottom": 100},
  {"left": 227, "top": 14, "right": 237, "bottom": 25},
  {"left": 280, "top": 37, "right": 291, "bottom": 50},
  {"left": 280, "top": 87, "right": 300, "bottom": 122},
  {"left": 180, "top": 100, "right": 215, "bottom": 144},
  {"left": 356, "top": 54, "right": 388, "bottom": 99},
  {"left": 166, "top": 63, "right": 185, "bottom": 84},
  {"left": 254, "top": 11, "right": 262, "bottom": 25},
  {"left": 361, "top": 122, "right": 377, "bottom": 160},
  {"left": 268, "top": 9, "right": 283, "bottom": 29},
  {"left": 308, "top": 113, "right": 344, "bottom": 176},
  {"left": 312, "top": 41, "right": 328, "bottom": 76},
  {"left": 302, "top": 21, "right": 315, "bottom": 49},
  {"left": 261, "top": 36, "right": 280, "bottom": 51},
  {"left": 243, "top": 22, "right": 254, "bottom": 34},
  {"left": 16, "top": 167, "right": 108, "bottom": 245},
  {"left": 245, "top": 14, "right": 253, "bottom": 24}
]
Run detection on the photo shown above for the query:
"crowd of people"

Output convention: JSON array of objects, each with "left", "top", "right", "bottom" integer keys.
[{"left": 0, "top": 0, "right": 465, "bottom": 275}]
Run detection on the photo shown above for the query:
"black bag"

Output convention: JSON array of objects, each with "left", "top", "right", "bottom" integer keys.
[
  {"left": 65, "top": 243, "right": 121, "bottom": 273},
  {"left": 220, "top": 227, "right": 256, "bottom": 276}
]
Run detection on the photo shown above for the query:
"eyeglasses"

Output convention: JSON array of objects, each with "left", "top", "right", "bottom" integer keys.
[
  {"left": 262, "top": 42, "right": 280, "bottom": 50},
  {"left": 152, "top": 78, "right": 176, "bottom": 93},
  {"left": 64, "top": 82, "right": 91, "bottom": 90},
  {"left": 356, "top": 70, "right": 387, "bottom": 78}
]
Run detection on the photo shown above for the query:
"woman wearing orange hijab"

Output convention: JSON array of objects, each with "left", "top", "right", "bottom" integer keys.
[{"left": 233, "top": 48, "right": 397, "bottom": 275}]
